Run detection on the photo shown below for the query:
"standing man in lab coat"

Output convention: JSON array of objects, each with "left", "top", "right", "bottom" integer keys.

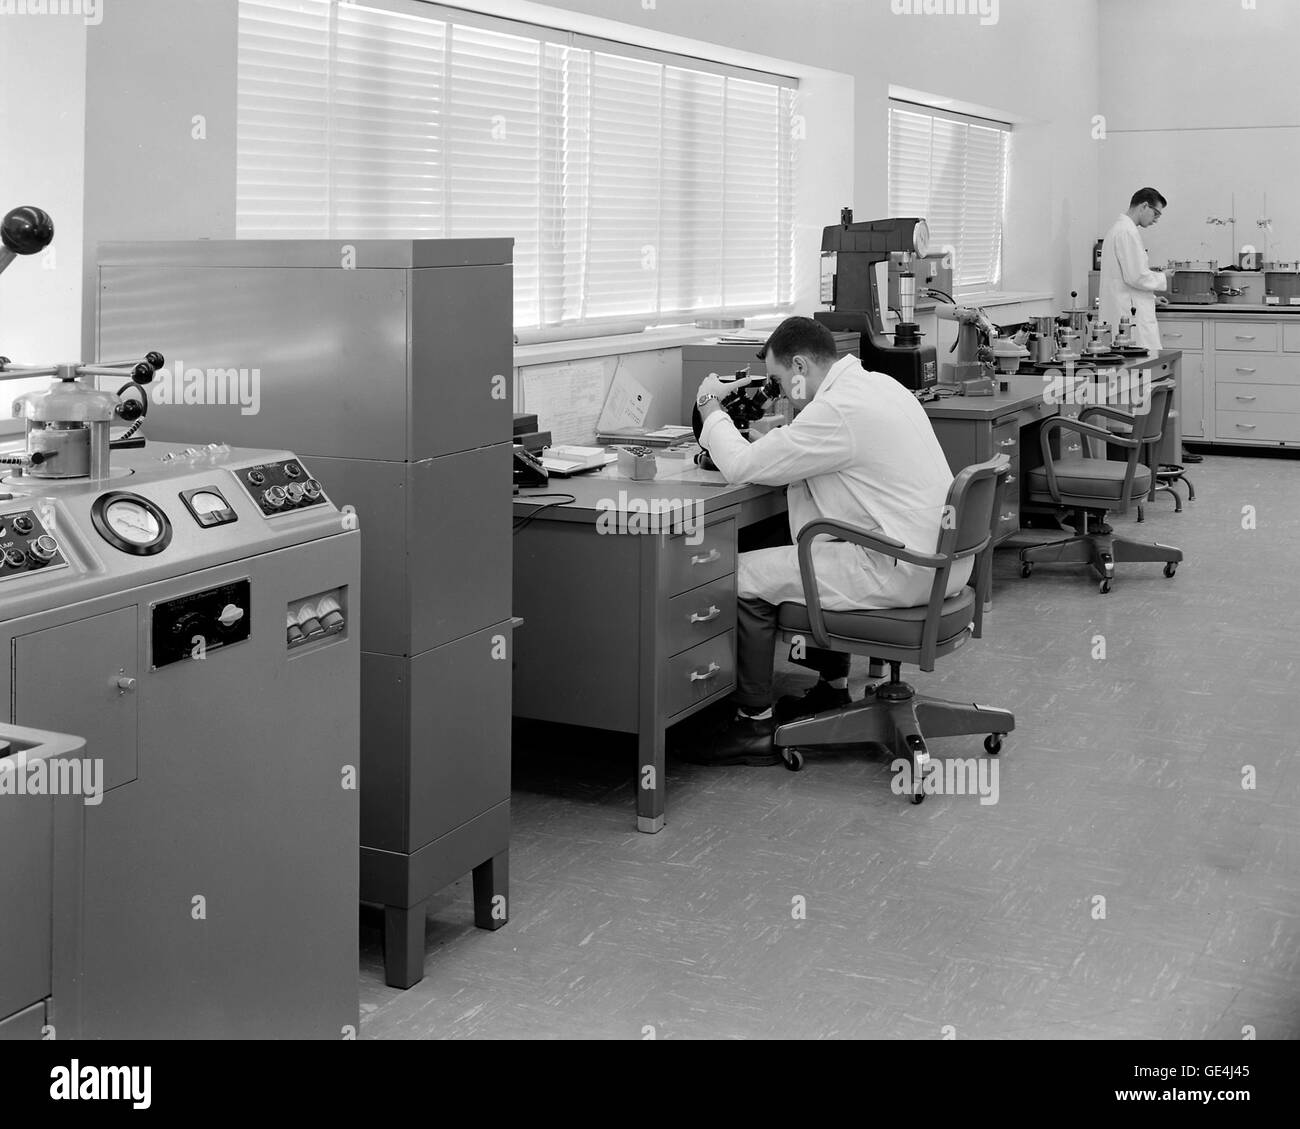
[
  {"left": 1100, "top": 187, "right": 1200, "bottom": 462},
  {"left": 1099, "top": 187, "right": 1168, "bottom": 354},
  {"left": 679, "top": 317, "right": 970, "bottom": 766}
]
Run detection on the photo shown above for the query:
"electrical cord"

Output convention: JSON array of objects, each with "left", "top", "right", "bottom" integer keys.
[{"left": 513, "top": 492, "right": 577, "bottom": 534}]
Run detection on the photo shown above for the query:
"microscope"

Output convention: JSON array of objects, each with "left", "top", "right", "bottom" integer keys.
[{"left": 815, "top": 210, "right": 939, "bottom": 391}]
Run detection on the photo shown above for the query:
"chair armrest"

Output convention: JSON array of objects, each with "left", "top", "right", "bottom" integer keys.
[
  {"left": 794, "top": 519, "right": 946, "bottom": 571},
  {"left": 1041, "top": 415, "right": 1140, "bottom": 452},
  {"left": 1079, "top": 404, "right": 1137, "bottom": 427}
]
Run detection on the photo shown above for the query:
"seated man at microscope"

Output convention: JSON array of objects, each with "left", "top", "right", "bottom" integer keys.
[{"left": 682, "top": 316, "right": 969, "bottom": 766}]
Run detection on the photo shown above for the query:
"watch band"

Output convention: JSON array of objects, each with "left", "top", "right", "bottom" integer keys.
[{"left": 697, "top": 393, "right": 721, "bottom": 409}]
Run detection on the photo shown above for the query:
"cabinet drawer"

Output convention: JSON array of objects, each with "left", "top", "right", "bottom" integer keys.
[
  {"left": 664, "top": 631, "right": 736, "bottom": 719},
  {"left": 1216, "top": 383, "right": 1300, "bottom": 415},
  {"left": 664, "top": 575, "right": 737, "bottom": 657},
  {"left": 1284, "top": 324, "right": 1300, "bottom": 353},
  {"left": 1158, "top": 322, "right": 1203, "bottom": 350},
  {"left": 1215, "top": 411, "right": 1300, "bottom": 444},
  {"left": 1214, "top": 353, "right": 1300, "bottom": 385},
  {"left": 994, "top": 498, "right": 1021, "bottom": 540},
  {"left": 1214, "top": 322, "right": 1278, "bottom": 352},
  {"left": 663, "top": 517, "right": 736, "bottom": 597},
  {"left": 991, "top": 418, "right": 1020, "bottom": 459}
]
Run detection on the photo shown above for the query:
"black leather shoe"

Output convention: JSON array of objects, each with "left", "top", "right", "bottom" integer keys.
[
  {"left": 775, "top": 682, "right": 851, "bottom": 726},
  {"left": 1182, "top": 449, "right": 1204, "bottom": 464},
  {"left": 673, "top": 715, "right": 781, "bottom": 767}
]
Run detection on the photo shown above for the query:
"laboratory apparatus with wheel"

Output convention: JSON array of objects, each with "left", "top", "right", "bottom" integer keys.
[{"left": 0, "top": 205, "right": 360, "bottom": 1039}]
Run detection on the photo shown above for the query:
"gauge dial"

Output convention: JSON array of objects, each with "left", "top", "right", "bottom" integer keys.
[
  {"left": 106, "top": 500, "right": 160, "bottom": 544},
  {"left": 188, "top": 491, "right": 227, "bottom": 516},
  {"left": 91, "top": 492, "right": 173, "bottom": 556}
]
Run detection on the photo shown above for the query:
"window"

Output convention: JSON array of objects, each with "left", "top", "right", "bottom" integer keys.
[
  {"left": 888, "top": 101, "right": 1011, "bottom": 293},
  {"left": 237, "top": 0, "right": 798, "bottom": 334}
]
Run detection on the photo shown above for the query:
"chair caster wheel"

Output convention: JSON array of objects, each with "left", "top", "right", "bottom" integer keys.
[
  {"left": 909, "top": 791, "right": 925, "bottom": 805},
  {"left": 984, "top": 734, "right": 1003, "bottom": 756},
  {"left": 1164, "top": 563, "right": 1177, "bottom": 578},
  {"left": 781, "top": 749, "right": 804, "bottom": 773},
  {"left": 1021, "top": 563, "right": 1033, "bottom": 578},
  {"left": 1099, "top": 578, "right": 1112, "bottom": 594}
]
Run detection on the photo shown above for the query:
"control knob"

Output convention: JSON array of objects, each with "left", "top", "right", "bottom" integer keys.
[{"left": 29, "top": 534, "right": 59, "bottom": 564}]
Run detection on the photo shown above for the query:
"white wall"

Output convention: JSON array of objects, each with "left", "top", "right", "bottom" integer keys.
[
  {"left": 1099, "top": 0, "right": 1300, "bottom": 268},
  {"left": 0, "top": 8, "right": 87, "bottom": 416}
]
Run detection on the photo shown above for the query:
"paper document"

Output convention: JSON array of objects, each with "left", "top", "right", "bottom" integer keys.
[
  {"left": 521, "top": 360, "right": 608, "bottom": 446},
  {"left": 598, "top": 370, "right": 652, "bottom": 432}
]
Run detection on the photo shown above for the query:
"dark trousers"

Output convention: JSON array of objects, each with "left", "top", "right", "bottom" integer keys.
[
  {"left": 735, "top": 596, "right": 851, "bottom": 711},
  {"left": 733, "top": 513, "right": 852, "bottom": 712}
]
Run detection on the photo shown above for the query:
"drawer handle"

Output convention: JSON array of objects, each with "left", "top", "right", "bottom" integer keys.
[
  {"left": 1005, "top": 474, "right": 1017, "bottom": 485},
  {"left": 690, "top": 549, "right": 722, "bottom": 567},
  {"left": 1235, "top": 395, "right": 1257, "bottom": 402},
  {"left": 1001, "top": 512, "right": 1016, "bottom": 522},
  {"left": 1164, "top": 332, "right": 1183, "bottom": 338},
  {"left": 1236, "top": 423, "right": 1258, "bottom": 430},
  {"left": 689, "top": 662, "right": 721, "bottom": 683},
  {"left": 689, "top": 605, "right": 722, "bottom": 625},
  {"left": 998, "top": 438, "right": 1017, "bottom": 449},
  {"left": 1235, "top": 367, "right": 1257, "bottom": 374},
  {"left": 1235, "top": 335, "right": 1257, "bottom": 341}
]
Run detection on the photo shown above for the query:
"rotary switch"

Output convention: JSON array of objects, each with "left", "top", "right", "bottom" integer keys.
[{"left": 29, "top": 534, "right": 59, "bottom": 564}]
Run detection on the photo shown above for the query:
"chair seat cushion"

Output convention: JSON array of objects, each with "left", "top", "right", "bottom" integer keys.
[
  {"left": 778, "top": 587, "right": 976, "bottom": 650},
  {"left": 1028, "top": 460, "right": 1152, "bottom": 502}
]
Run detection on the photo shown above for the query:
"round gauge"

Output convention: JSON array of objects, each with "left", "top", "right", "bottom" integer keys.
[
  {"left": 91, "top": 492, "right": 173, "bottom": 556},
  {"left": 912, "top": 219, "right": 931, "bottom": 258},
  {"left": 188, "top": 491, "right": 227, "bottom": 516}
]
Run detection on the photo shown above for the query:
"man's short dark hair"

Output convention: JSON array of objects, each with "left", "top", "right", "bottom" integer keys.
[
  {"left": 1130, "top": 187, "right": 1168, "bottom": 210},
  {"left": 758, "top": 316, "right": 839, "bottom": 367}
]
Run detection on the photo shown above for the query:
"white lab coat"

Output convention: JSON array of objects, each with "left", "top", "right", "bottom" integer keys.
[
  {"left": 1100, "top": 213, "right": 1167, "bottom": 355},
  {"left": 699, "top": 355, "right": 973, "bottom": 611}
]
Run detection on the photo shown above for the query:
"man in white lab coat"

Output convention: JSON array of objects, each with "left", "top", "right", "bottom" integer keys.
[
  {"left": 682, "top": 317, "right": 970, "bottom": 766},
  {"left": 1099, "top": 187, "right": 1168, "bottom": 355}
]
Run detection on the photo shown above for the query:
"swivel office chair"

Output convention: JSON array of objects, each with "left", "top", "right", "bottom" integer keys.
[
  {"left": 1098, "top": 376, "right": 1195, "bottom": 517},
  {"left": 1019, "top": 379, "right": 1182, "bottom": 594},
  {"left": 772, "top": 456, "right": 1014, "bottom": 804}
]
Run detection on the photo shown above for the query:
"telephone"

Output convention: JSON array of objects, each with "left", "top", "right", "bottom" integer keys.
[{"left": 513, "top": 445, "right": 548, "bottom": 489}]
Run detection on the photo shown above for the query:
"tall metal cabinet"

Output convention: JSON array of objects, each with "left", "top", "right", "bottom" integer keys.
[{"left": 95, "top": 239, "right": 514, "bottom": 988}]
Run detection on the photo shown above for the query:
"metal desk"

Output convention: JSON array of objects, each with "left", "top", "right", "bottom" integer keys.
[{"left": 513, "top": 457, "right": 785, "bottom": 833}]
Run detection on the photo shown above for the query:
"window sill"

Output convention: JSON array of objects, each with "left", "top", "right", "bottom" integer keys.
[
  {"left": 954, "top": 290, "right": 1055, "bottom": 308},
  {"left": 514, "top": 317, "right": 786, "bottom": 368}
]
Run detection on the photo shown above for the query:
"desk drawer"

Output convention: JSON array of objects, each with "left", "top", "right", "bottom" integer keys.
[
  {"left": 1214, "top": 353, "right": 1300, "bottom": 385},
  {"left": 991, "top": 417, "right": 1020, "bottom": 460},
  {"left": 1215, "top": 411, "right": 1300, "bottom": 443},
  {"left": 1284, "top": 324, "right": 1300, "bottom": 353},
  {"left": 1159, "top": 322, "right": 1203, "bottom": 350},
  {"left": 1216, "top": 382, "right": 1300, "bottom": 414},
  {"left": 1214, "top": 322, "right": 1278, "bottom": 352},
  {"left": 663, "top": 518, "right": 736, "bottom": 596},
  {"left": 664, "top": 631, "right": 736, "bottom": 718},
  {"left": 664, "top": 575, "right": 737, "bottom": 656}
]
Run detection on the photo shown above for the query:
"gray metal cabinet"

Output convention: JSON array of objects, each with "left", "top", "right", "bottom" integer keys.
[
  {"left": 14, "top": 608, "right": 138, "bottom": 792},
  {"left": 97, "top": 239, "right": 514, "bottom": 989}
]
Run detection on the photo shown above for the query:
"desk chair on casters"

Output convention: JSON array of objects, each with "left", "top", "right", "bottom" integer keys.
[
  {"left": 1019, "top": 378, "right": 1183, "bottom": 594},
  {"left": 772, "top": 456, "right": 1015, "bottom": 805}
]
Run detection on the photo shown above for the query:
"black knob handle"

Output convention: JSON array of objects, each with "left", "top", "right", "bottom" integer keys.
[
  {"left": 144, "top": 351, "right": 165, "bottom": 370},
  {"left": 116, "top": 398, "right": 144, "bottom": 422},
  {"left": 1, "top": 206, "right": 54, "bottom": 255},
  {"left": 131, "top": 361, "right": 155, "bottom": 384}
]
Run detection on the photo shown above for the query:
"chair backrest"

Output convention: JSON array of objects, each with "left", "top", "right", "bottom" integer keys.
[
  {"left": 1136, "top": 377, "right": 1174, "bottom": 446},
  {"left": 934, "top": 455, "right": 1010, "bottom": 562}
]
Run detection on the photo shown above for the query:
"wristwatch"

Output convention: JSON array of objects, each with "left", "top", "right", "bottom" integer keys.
[{"left": 696, "top": 392, "right": 721, "bottom": 409}]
